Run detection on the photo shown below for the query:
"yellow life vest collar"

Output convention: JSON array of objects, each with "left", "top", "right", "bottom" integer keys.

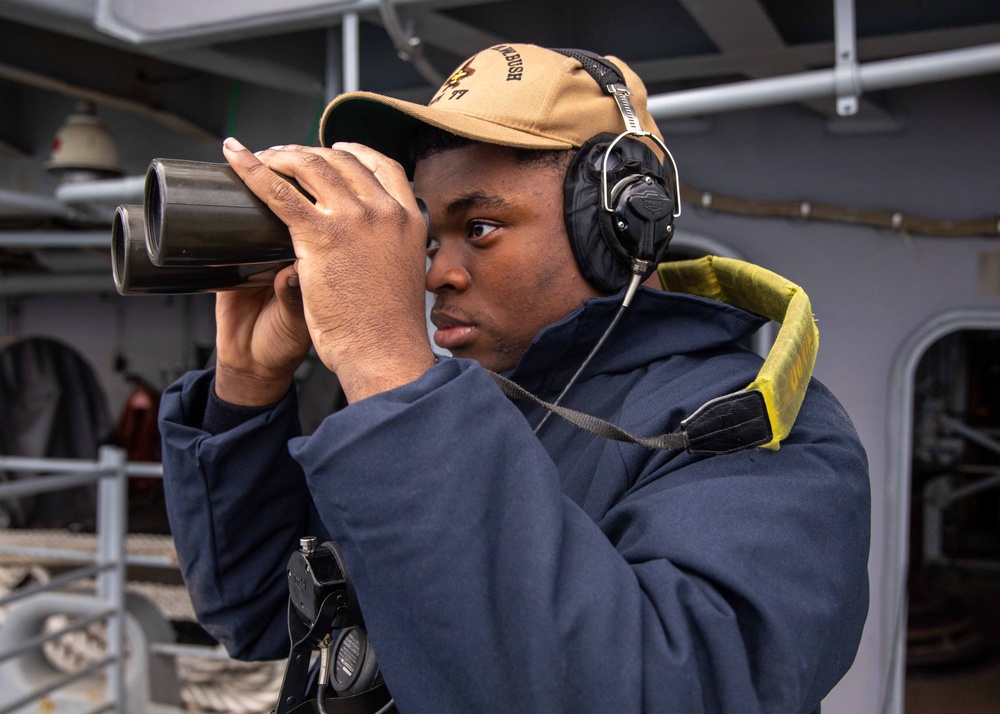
[
  {"left": 657, "top": 255, "right": 818, "bottom": 451},
  {"left": 489, "top": 255, "right": 817, "bottom": 454}
]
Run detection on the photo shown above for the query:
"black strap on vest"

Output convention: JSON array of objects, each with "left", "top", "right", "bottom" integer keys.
[{"left": 488, "top": 371, "right": 773, "bottom": 455}]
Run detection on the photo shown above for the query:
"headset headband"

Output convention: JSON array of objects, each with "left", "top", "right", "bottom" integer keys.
[{"left": 552, "top": 49, "right": 681, "bottom": 219}]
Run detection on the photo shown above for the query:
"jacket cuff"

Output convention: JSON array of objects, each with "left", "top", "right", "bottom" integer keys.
[{"left": 202, "top": 375, "right": 289, "bottom": 435}]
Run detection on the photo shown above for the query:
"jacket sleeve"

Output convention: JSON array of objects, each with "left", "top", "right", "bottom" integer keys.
[
  {"left": 288, "top": 358, "right": 870, "bottom": 714},
  {"left": 158, "top": 368, "right": 329, "bottom": 660}
]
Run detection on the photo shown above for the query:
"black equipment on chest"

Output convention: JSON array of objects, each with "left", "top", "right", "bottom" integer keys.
[
  {"left": 273, "top": 538, "right": 393, "bottom": 714},
  {"left": 554, "top": 48, "right": 681, "bottom": 294}
]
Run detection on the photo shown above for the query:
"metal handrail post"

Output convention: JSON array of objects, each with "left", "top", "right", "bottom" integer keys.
[
  {"left": 96, "top": 446, "right": 127, "bottom": 713},
  {"left": 343, "top": 12, "right": 360, "bottom": 93},
  {"left": 833, "top": 0, "right": 860, "bottom": 116}
]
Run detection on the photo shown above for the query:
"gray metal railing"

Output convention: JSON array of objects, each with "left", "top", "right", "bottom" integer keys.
[{"left": 0, "top": 446, "right": 164, "bottom": 714}]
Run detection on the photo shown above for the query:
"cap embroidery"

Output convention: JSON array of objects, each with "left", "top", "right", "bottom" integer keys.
[
  {"left": 446, "top": 62, "right": 476, "bottom": 87},
  {"left": 429, "top": 60, "right": 477, "bottom": 105},
  {"left": 490, "top": 45, "right": 524, "bottom": 81}
]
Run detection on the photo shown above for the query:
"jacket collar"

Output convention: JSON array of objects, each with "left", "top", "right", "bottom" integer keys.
[{"left": 507, "top": 286, "right": 767, "bottom": 393}]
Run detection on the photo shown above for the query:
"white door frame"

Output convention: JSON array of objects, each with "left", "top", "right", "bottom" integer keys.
[{"left": 882, "top": 309, "right": 1000, "bottom": 714}]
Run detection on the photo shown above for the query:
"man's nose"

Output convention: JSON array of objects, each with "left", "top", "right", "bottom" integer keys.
[{"left": 425, "top": 245, "right": 471, "bottom": 293}]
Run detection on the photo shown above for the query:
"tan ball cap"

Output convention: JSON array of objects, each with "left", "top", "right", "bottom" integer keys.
[{"left": 319, "top": 43, "right": 663, "bottom": 176}]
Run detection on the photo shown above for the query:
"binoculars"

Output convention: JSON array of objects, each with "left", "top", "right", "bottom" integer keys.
[{"left": 112, "top": 159, "right": 297, "bottom": 295}]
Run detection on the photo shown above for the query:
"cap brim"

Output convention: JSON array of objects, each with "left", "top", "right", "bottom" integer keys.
[{"left": 319, "top": 92, "right": 575, "bottom": 177}]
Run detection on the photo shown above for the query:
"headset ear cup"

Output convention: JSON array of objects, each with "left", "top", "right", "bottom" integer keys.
[
  {"left": 564, "top": 133, "right": 632, "bottom": 293},
  {"left": 564, "top": 133, "right": 675, "bottom": 293},
  {"left": 611, "top": 173, "right": 675, "bottom": 261}
]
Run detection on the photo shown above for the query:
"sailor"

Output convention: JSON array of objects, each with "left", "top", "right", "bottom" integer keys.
[{"left": 160, "top": 44, "right": 870, "bottom": 713}]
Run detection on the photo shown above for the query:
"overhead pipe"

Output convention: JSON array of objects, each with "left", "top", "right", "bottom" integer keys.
[
  {"left": 0, "top": 188, "right": 84, "bottom": 221},
  {"left": 0, "top": 175, "right": 143, "bottom": 229},
  {"left": 647, "top": 41, "right": 1000, "bottom": 120},
  {"left": 0, "top": 273, "right": 116, "bottom": 296},
  {"left": 0, "top": 232, "right": 109, "bottom": 249},
  {"left": 54, "top": 176, "right": 145, "bottom": 205}
]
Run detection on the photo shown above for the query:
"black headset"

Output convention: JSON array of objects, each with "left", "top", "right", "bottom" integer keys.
[{"left": 553, "top": 49, "right": 681, "bottom": 294}]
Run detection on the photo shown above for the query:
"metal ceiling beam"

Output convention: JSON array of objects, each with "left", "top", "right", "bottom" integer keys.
[
  {"left": 0, "top": 0, "right": 99, "bottom": 42},
  {"left": 408, "top": 8, "right": 504, "bottom": 60},
  {"left": 357, "top": 5, "right": 503, "bottom": 87},
  {"left": 92, "top": 0, "right": 509, "bottom": 50},
  {"left": 854, "top": 22, "right": 1000, "bottom": 61},
  {"left": 632, "top": 22, "right": 1000, "bottom": 85},
  {"left": 0, "top": 139, "right": 30, "bottom": 159},
  {"left": 378, "top": 0, "right": 443, "bottom": 85},
  {"left": 676, "top": 0, "right": 787, "bottom": 72},
  {"left": 676, "top": 0, "right": 889, "bottom": 121},
  {"left": 0, "top": 61, "right": 220, "bottom": 142},
  {"left": 646, "top": 41, "right": 1000, "bottom": 120},
  {"left": 173, "top": 47, "right": 325, "bottom": 98},
  {"left": 0, "top": 0, "right": 501, "bottom": 98},
  {"left": 117, "top": 16, "right": 1000, "bottom": 97},
  {"left": 3, "top": 0, "right": 997, "bottom": 102},
  {"left": 0, "top": 0, "right": 325, "bottom": 97}
]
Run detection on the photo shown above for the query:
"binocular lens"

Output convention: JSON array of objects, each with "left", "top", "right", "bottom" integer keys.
[
  {"left": 113, "top": 204, "right": 291, "bottom": 295},
  {"left": 144, "top": 159, "right": 298, "bottom": 268}
]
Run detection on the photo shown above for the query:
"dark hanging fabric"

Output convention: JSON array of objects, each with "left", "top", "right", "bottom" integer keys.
[
  {"left": 112, "top": 375, "right": 172, "bottom": 534},
  {"left": 113, "top": 376, "right": 162, "bottom": 463},
  {"left": 0, "top": 336, "right": 111, "bottom": 530}
]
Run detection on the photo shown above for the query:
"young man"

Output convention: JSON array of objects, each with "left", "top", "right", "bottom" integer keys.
[{"left": 160, "top": 45, "right": 869, "bottom": 713}]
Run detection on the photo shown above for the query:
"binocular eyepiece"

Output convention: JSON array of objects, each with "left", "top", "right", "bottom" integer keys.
[{"left": 112, "top": 159, "right": 296, "bottom": 295}]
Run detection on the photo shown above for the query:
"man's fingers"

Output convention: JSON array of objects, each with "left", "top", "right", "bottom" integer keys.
[
  {"left": 274, "top": 264, "right": 304, "bottom": 311},
  {"left": 254, "top": 143, "right": 420, "bottom": 217},
  {"left": 252, "top": 146, "right": 361, "bottom": 211},
  {"left": 330, "top": 142, "right": 420, "bottom": 213},
  {"left": 222, "top": 137, "right": 315, "bottom": 225}
]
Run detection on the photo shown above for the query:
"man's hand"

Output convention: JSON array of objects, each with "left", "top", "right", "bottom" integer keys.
[
  {"left": 221, "top": 138, "right": 436, "bottom": 403},
  {"left": 214, "top": 264, "right": 311, "bottom": 406}
]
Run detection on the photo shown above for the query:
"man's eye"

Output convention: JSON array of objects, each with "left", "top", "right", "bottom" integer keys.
[
  {"left": 469, "top": 222, "right": 497, "bottom": 239},
  {"left": 426, "top": 237, "right": 439, "bottom": 255}
]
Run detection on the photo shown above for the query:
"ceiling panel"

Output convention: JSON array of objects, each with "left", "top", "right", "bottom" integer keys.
[{"left": 759, "top": 0, "right": 1000, "bottom": 44}]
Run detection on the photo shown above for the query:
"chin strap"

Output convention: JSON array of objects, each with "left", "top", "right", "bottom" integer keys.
[{"left": 490, "top": 255, "right": 819, "bottom": 454}]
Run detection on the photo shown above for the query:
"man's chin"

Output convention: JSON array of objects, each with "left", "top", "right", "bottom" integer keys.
[
  {"left": 449, "top": 346, "right": 477, "bottom": 363},
  {"left": 444, "top": 337, "right": 519, "bottom": 373},
  {"left": 452, "top": 347, "right": 496, "bottom": 371},
  {"left": 468, "top": 352, "right": 518, "bottom": 374}
]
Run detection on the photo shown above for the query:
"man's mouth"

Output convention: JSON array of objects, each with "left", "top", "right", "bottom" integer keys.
[{"left": 431, "top": 310, "right": 477, "bottom": 351}]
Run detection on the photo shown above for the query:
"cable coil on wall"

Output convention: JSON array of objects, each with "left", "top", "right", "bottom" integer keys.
[{"left": 679, "top": 183, "right": 1000, "bottom": 238}]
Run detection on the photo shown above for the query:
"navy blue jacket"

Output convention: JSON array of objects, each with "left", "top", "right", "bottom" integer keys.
[{"left": 159, "top": 287, "right": 870, "bottom": 714}]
